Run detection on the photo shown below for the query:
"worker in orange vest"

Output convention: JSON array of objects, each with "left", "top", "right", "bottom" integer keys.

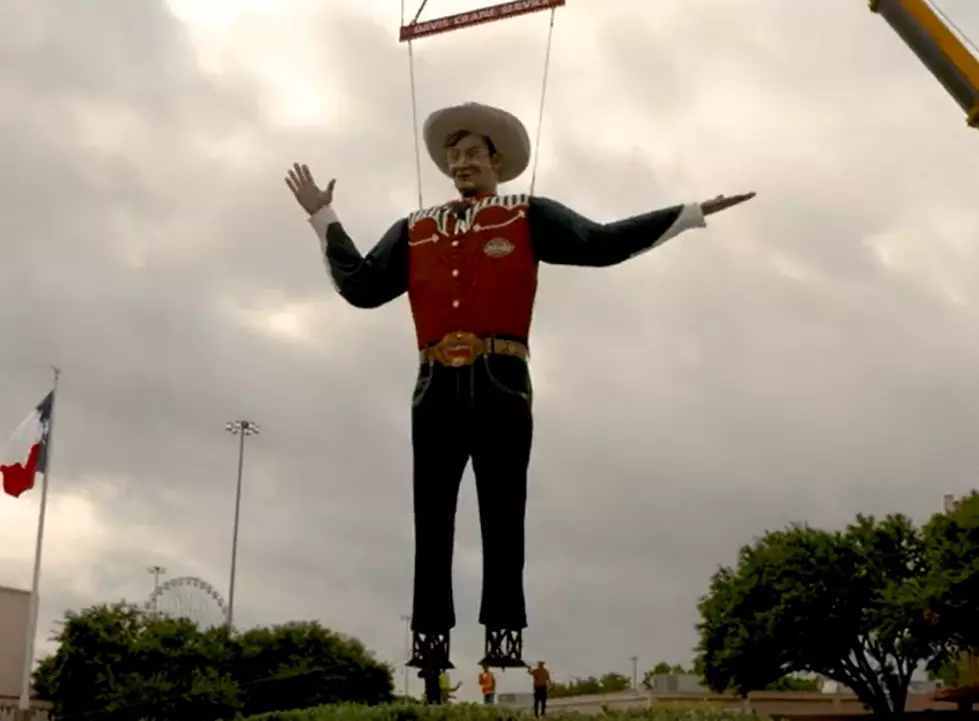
[
  {"left": 479, "top": 664, "right": 497, "bottom": 705},
  {"left": 529, "top": 660, "right": 551, "bottom": 717}
]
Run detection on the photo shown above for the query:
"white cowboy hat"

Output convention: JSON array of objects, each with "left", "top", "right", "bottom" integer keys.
[{"left": 422, "top": 102, "right": 531, "bottom": 184}]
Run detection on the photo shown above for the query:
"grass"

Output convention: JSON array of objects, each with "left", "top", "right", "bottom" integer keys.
[{"left": 244, "top": 702, "right": 757, "bottom": 721}]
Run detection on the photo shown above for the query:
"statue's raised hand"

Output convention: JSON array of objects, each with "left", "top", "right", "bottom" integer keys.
[
  {"left": 285, "top": 162, "right": 335, "bottom": 215},
  {"left": 700, "top": 192, "right": 756, "bottom": 216}
]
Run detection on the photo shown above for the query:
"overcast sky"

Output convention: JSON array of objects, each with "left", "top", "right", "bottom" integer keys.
[{"left": 2, "top": 0, "right": 979, "bottom": 703}]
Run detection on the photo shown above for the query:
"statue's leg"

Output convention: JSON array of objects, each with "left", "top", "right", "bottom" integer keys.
[
  {"left": 407, "top": 363, "right": 471, "bottom": 681},
  {"left": 471, "top": 354, "right": 533, "bottom": 668}
]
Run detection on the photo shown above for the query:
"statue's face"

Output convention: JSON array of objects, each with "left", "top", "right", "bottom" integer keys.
[{"left": 446, "top": 132, "right": 500, "bottom": 197}]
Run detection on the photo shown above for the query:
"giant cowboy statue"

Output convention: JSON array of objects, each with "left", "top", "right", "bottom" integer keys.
[{"left": 285, "top": 102, "right": 755, "bottom": 701}]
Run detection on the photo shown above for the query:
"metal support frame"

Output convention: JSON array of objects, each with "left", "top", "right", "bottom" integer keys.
[
  {"left": 408, "top": 629, "right": 453, "bottom": 671},
  {"left": 481, "top": 627, "right": 527, "bottom": 668}
]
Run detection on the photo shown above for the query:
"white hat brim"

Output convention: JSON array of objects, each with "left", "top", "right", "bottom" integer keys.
[{"left": 423, "top": 103, "right": 531, "bottom": 185}]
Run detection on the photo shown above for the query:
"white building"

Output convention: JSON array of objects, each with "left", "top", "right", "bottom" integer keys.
[{"left": 0, "top": 584, "right": 31, "bottom": 700}]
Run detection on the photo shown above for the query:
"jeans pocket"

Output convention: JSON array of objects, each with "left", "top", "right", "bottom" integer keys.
[
  {"left": 482, "top": 355, "right": 532, "bottom": 403},
  {"left": 412, "top": 362, "right": 435, "bottom": 407}
]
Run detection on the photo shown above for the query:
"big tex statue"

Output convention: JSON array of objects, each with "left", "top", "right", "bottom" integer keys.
[{"left": 286, "top": 102, "right": 754, "bottom": 699}]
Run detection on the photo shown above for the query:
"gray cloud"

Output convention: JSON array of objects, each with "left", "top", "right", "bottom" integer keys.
[{"left": 1, "top": 0, "right": 979, "bottom": 701}]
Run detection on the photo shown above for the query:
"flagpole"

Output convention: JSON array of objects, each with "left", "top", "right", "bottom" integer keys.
[{"left": 18, "top": 367, "right": 59, "bottom": 711}]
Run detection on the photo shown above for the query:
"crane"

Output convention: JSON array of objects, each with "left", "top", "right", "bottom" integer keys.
[{"left": 870, "top": 0, "right": 979, "bottom": 128}]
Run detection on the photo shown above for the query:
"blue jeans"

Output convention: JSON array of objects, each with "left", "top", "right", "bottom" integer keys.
[{"left": 534, "top": 686, "right": 548, "bottom": 717}]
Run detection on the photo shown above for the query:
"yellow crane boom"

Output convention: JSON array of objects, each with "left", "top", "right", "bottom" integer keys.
[{"left": 870, "top": 0, "right": 979, "bottom": 128}]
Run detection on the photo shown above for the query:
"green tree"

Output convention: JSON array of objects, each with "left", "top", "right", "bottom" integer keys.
[
  {"left": 599, "top": 672, "right": 631, "bottom": 692},
  {"left": 99, "top": 618, "right": 241, "bottom": 721},
  {"left": 696, "top": 515, "right": 940, "bottom": 716},
  {"left": 641, "top": 662, "right": 689, "bottom": 690},
  {"left": 927, "top": 657, "right": 966, "bottom": 686},
  {"left": 921, "top": 491, "right": 979, "bottom": 686},
  {"left": 32, "top": 603, "right": 238, "bottom": 721},
  {"left": 33, "top": 605, "right": 394, "bottom": 719},
  {"left": 233, "top": 621, "right": 393, "bottom": 716},
  {"left": 641, "top": 660, "right": 819, "bottom": 693},
  {"left": 764, "top": 675, "right": 822, "bottom": 692},
  {"left": 549, "top": 677, "right": 597, "bottom": 698},
  {"left": 549, "top": 672, "right": 631, "bottom": 698}
]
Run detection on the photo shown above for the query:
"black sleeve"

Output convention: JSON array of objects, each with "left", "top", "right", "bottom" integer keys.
[
  {"left": 528, "top": 196, "right": 702, "bottom": 267},
  {"left": 320, "top": 217, "right": 409, "bottom": 309}
]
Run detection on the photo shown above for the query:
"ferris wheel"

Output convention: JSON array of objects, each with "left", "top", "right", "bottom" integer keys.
[{"left": 146, "top": 575, "right": 229, "bottom": 630}]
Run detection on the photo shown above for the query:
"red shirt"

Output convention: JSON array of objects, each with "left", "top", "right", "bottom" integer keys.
[
  {"left": 317, "top": 194, "right": 699, "bottom": 351},
  {"left": 406, "top": 194, "right": 536, "bottom": 348}
]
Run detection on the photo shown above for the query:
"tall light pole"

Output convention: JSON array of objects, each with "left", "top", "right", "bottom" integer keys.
[
  {"left": 224, "top": 419, "right": 260, "bottom": 630},
  {"left": 401, "top": 614, "right": 412, "bottom": 697},
  {"left": 148, "top": 565, "right": 166, "bottom": 615}
]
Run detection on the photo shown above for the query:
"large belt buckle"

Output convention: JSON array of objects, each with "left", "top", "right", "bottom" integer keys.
[{"left": 433, "top": 331, "right": 486, "bottom": 367}]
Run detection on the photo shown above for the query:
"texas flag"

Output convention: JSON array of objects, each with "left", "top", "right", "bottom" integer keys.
[{"left": 1, "top": 391, "right": 54, "bottom": 498}]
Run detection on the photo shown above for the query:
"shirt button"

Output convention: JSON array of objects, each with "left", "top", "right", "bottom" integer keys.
[
  {"left": 451, "top": 269, "right": 459, "bottom": 277},
  {"left": 451, "top": 240, "right": 459, "bottom": 247},
  {"left": 452, "top": 300, "right": 460, "bottom": 308}
]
